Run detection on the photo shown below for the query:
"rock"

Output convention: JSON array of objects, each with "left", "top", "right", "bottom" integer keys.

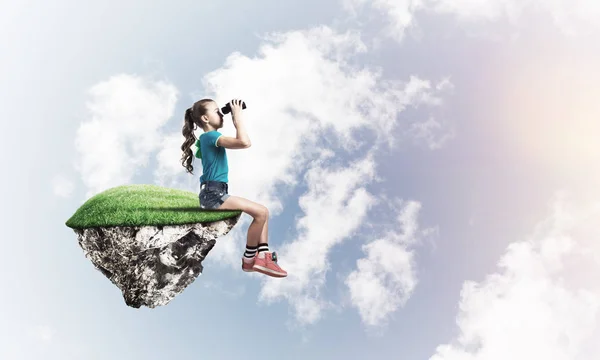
[{"left": 72, "top": 216, "right": 240, "bottom": 308}]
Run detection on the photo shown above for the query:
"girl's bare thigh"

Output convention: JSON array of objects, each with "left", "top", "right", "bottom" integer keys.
[{"left": 218, "top": 195, "right": 268, "bottom": 220}]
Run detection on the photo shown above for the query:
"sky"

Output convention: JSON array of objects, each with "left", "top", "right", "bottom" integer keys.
[{"left": 1, "top": 0, "right": 600, "bottom": 359}]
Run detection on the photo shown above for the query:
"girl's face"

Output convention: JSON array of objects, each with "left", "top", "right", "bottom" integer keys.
[{"left": 203, "top": 101, "right": 224, "bottom": 129}]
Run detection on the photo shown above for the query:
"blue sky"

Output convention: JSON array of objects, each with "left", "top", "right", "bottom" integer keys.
[{"left": 1, "top": 0, "right": 600, "bottom": 359}]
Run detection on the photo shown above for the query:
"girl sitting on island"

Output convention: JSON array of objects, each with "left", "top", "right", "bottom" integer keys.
[{"left": 180, "top": 98, "right": 287, "bottom": 278}]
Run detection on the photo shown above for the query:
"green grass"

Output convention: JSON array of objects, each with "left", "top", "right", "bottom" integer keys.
[{"left": 65, "top": 184, "right": 241, "bottom": 229}]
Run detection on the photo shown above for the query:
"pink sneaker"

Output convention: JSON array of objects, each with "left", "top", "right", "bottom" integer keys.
[
  {"left": 241, "top": 257, "right": 255, "bottom": 272},
  {"left": 252, "top": 252, "right": 287, "bottom": 278}
]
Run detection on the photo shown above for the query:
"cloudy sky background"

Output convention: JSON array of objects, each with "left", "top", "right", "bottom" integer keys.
[{"left": 1, "top": 0, "right": 599, "bottom": 359}]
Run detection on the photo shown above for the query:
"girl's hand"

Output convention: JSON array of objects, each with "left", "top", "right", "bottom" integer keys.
[{"left": 230, "top": 99, "right": 243, "bottom": 120}]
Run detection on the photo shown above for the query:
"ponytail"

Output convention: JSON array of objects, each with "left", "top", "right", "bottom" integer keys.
[
  {"left": 180, "top": 108, "right": 197, "bottom": 174},
  {"left": 180, "top": 98, "right": 213, "bottom": 174}
]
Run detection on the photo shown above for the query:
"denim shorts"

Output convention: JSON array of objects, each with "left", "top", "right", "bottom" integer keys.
[{"left": 199, "top": 181, "right": 230, "bottom": 210}]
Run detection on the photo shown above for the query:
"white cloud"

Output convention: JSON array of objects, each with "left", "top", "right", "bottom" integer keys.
[
  {"left": 154, "top": 132, "right": 194, "bottom": 189},
  {"left": 429, "top": 0, "right": 600, "bottom": 36},
  {"left": 405, "top": 116, "right": 456, "bottom": 150},
  {"left": 429, "top": 191, "right": 600, "bottom": 360},
  {"left": 343, "top": 0, "right": 427, "bottom": 42},
  {"left": 52, "top": 173, "right": 74, "bottom": 198},
  {"left": 149, "top": 25, "right": 451, "bottom": 324},
  {"left": 74, "top": 74, "right": 178, "bottom": 199},
  {"left": 258, "top": 154, "right": 381, "bottom": 325},
  {"left": 343, "top": 0, "right": 600, "bottom": 43},
  {"left": 346, "top": 199, "right": 437, "bottom": 327},
  {"left": 346, "top": 239, "right": 416, "bottom": 325},
  {"left": 428, "top": 0, "right": 525, "bottom": 23}
]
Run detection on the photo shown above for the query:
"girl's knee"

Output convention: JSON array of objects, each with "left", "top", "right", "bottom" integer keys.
[
  {"left": 254, "top": 205, "right": 268, "bottom": 220},
  {"left": 256, "top": 205, "right": 269, "bottom": 220}
]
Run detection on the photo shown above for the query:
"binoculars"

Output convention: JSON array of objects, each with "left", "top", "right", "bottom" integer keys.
[{"left": 221, "top": 100, "right": 247, "bottom": 115}]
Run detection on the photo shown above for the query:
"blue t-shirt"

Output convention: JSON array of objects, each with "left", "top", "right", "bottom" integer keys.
[{"left": 195, "top": 130, "right": 228, "bottom": 183}]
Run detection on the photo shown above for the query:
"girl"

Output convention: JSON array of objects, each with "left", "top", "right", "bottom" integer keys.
[{"left": 181, "top": 98, "right": 287, "bottom": 278}]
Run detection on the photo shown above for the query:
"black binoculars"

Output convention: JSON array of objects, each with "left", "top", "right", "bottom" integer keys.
[{"left": 221, "top": 100, "right": 247, "bottom": 115}]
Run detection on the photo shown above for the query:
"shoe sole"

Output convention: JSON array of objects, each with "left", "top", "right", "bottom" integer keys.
[{"left": 252, "top": 265, "right": 287, "bottom": 278}]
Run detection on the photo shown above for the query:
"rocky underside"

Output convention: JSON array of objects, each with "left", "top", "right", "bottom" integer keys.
[{"left": 73, "top": 215, "right": 240, "bottom": 308}]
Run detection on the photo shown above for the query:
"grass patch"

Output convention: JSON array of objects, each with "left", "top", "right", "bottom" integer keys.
[{"left": 65, "top": 184, "right": 241, "bottom": 229}]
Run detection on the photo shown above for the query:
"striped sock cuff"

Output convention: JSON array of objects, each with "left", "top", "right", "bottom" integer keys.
[
  {"left": 244, "top": 245, "right": 258, "bottom": 258},
  {"left": 257, "top": 243, "right": 269, "bottom": 253}
]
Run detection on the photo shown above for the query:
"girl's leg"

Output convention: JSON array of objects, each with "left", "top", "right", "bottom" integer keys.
[
  {"left": 246, "top": 216, "right": 266, "bottom": 248},
  {"left": 217, "top": 195, "right": 285, "bottom": 277},
  {"left": 216, "top": 194, "right": 268, "bottom": 248},
  {"left": 259, "top": 215, "right": 268, "bottom": 244}
]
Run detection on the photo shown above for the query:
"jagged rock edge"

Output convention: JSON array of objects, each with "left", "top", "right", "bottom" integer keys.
[{"left": 72, "top": 215, "right": 241, "bottom": 308}]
